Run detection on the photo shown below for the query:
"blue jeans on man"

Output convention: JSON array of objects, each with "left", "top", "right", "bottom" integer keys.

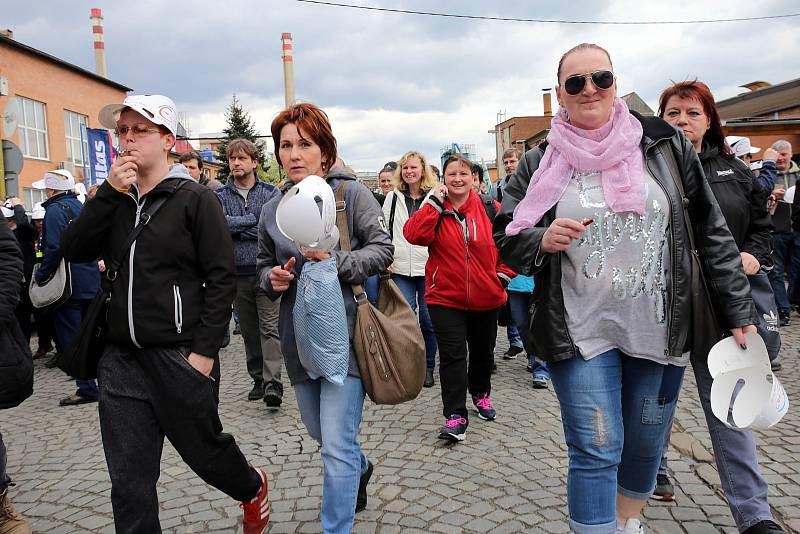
[
  {"left": 53, "top": 298, "right": 99, "bottom": 401},
  {"left": 294, "top": 375, "right": 368, "bottom": 534},
  {"left": 391, "top": 274, "right": 438, "bottom": 370},
  {"left": 768, "top": 231, "right": 800, "bottom": 315},
  {"left": 549, "top": 349, "right": 684, "bottom": 533}
]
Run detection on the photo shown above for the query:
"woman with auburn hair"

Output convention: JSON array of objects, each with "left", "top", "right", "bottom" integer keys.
[
  {"left": 383, "top": 150, "right": 439, "bottom": 387},
  {"left": 405, "top": 154, "right": 514, "bottom": 443},
  {"left": 256, "top": 103, "right": 393, "bottom": 533},
  {"left": 657, "top": 81, "right": 783, "bottom": 534},
  {"left": 494, "top": 43, "right": 757, "bottom": 534}
]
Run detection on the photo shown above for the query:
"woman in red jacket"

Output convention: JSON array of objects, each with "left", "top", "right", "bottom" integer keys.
[{"left": 405, "top": 154, "right": 513, "bottom": 442}]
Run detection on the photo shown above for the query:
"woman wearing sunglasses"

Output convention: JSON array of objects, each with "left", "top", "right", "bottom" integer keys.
[
  {"left": 657, "top": 81, "right": 783, "bottom": 534},
  {"left": 494, "top": 43, "right": 757, "bottom": 534}
]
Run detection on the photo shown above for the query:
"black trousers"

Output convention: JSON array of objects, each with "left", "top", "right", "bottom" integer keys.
[
  {"left": 428, "top": 305, "right": 498, "bottom": 419},
  {"left": 98, "top": 344, "right": 260, "bottom": 534}
]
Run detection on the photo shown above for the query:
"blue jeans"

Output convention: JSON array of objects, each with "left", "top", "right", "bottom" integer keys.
[
  {"left": 768, "top": 231, "right": 800, "bottom": 312},
  {"left": 364, "top": 274, "right": 379, "bottom": 306},
  {"left": 53, "top": 298, "right": 99, "bottom": 399},
  {"left": 294, "top": 376, "right": 368, "bottom": 534},
  {"left": 549, "top": 349, "right": 684, "bottom": 533},
  {"left": 507, "top": 291, "right": 549, "bottom": 378},
  {"left": 392, "top": 274, "right": 438, "bottom": 370},
  {"left": 506, "top": 323, "right": 523, "bottom": 349}
]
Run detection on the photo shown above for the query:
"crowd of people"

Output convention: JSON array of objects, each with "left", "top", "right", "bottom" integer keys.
[{"left": 0, "top": 41, "right": 796, "bottom": 534}]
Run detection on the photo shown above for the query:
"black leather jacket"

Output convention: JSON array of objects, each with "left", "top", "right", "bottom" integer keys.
[{"left": 493, "top": 112, "right": 757, "bottom": 364}]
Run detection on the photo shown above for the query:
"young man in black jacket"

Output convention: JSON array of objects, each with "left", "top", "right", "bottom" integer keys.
[{"left": 60, "top": 94, "right": 270, "bottom": 534}]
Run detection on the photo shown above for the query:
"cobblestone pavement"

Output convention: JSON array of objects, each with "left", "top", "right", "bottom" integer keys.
[{"left": 2, "top": 320, "right": 798, "bottom": 534}]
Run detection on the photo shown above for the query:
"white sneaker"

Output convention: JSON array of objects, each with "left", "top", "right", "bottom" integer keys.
[{"left": 617, "top": 518, "right": 644, "bottom": 534}]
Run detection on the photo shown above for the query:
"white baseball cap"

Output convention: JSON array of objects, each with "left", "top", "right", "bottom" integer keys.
[
  {"left": 726, "top": 136, "right": 761, "bottom": 158},
  {"left": 31, "top": 203, "right": 45, "bottom": 220},
  {"left": 99, "top": 94, "right": 178, "bottom": 136},
  {"left": 32, "top": 169, "right": 75, "bottom": 191}
]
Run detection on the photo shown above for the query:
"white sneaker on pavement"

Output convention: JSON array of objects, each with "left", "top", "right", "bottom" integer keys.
[{"left": 617, "top": 518, "right": 644, "bottom": 534}]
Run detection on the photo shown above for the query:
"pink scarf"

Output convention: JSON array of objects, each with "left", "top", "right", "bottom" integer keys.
[{"left": 505, "top": 98, "right": 645, "bottom": 236}]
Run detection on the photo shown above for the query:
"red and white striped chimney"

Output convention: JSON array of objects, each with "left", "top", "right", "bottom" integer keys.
[
  {"left": 281, "top": 32, "right": 295, "bottom": 108},
  {"left": 90, "top": 8, "right": 107, "bottom": 77}
]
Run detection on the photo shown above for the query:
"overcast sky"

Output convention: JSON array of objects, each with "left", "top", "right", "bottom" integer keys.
[{"left": 5, "top": 0, "right": 800, "bottom": 171}]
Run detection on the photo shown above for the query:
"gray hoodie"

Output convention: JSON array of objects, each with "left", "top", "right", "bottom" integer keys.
[{"left": 257, "top": 170, "right": 394, "bottom": 385}]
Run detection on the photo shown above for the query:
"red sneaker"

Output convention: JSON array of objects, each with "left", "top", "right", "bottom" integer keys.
[{"left": 241, "top": 468, "right": 270, "bottom": 534}]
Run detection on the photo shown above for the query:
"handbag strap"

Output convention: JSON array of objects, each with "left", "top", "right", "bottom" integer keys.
[
  {"left": 334, "top": 180, "right": 368, "bottom": 300},
  {"left": 105, "top": 181, "right": 187, "bottom": 279},
  {"left": 388, "top": 192, "right": 398, "bottom": 240}
]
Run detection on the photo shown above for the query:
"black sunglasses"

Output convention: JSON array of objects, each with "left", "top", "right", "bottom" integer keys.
[{"left": 563, "top": 70, "right": 615, "bottom": 95}]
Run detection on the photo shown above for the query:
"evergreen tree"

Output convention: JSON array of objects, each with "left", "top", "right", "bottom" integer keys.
[{"left": 215, "top": 94, "right": 267, "bottom": 183}]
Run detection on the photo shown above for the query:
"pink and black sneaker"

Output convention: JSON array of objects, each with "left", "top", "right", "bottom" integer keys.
[
  {"left": 472, "top": 393, "right": 497, "bottom": 421},
  {"left": 438, "top": 414, "right": 468, "bottom": 442}
]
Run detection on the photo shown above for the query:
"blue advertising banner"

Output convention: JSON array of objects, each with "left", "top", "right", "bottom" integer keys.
[{"left": 86, "top": 128, "right": 114, "bottom": 186}]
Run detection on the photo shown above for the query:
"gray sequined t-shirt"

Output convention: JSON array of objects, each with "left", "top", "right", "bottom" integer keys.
[{"left": 557, "top": 169, "right": 673, "bottom": 364}]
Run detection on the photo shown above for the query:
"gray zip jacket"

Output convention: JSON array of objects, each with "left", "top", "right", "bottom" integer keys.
[{"left": 256, "top": 170, "right": 394, "bottom": 385}]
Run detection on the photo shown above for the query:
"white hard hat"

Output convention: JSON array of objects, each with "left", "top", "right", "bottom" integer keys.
[
  {"left": 31, "top": 203, "right": 45, "bottom": 220},
  {"left": 726, "top": 136, "right": 761, "bottom": 158},
  {"left": 276, "top": 175, "right": 339, "bottom": 252},
  {"left": 708, "top": 332, "right": 788, "bottom": 430},
  {"left": 99, "top": 94, "right": 178, "bottom": 136},
  {"left": 32, "top": 169, "right": 75, "bottom": 191},
  {"left": 1, "top": 206, "right": 12, "bottom": 218}
]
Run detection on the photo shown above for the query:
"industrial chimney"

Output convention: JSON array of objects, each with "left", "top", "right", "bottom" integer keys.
[
  {"left": 542, "top": 89, "right": 553, "bottom": 117},
  {"left": 281, "top": 33, "right": 295, "bottom": 108},
  {"left": 90, "top": 8, "right": 107, "bottom": 77}
]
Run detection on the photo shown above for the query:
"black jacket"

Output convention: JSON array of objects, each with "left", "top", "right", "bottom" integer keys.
[
  {"left": 699, "top": 146, "right": 773, "bottom": 267},
  {"left": 61, "top": 169, "right": 236, "bottom": 359},
  {"left": 10, "top": 205, "right": 35, "bottom": 284},
  {"left": 0, "top": 223, "right": 33, "bottom": 409},
  {"left": 493, "top": 112, "right": 757, "bottom": 364}
]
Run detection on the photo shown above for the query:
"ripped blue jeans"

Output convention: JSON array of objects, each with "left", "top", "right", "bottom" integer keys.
[{"left": 549, "top": 349, "right": 685, "bottom": 534}]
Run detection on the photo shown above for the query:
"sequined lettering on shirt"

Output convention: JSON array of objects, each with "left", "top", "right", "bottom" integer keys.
[{"left": 574, "top": 172, "right": 669, "bottom": 323}]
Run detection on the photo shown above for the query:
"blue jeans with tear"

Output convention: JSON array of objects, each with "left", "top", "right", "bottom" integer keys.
[{"left": 549, "top": 349, "right": 684, "bottom": 533}]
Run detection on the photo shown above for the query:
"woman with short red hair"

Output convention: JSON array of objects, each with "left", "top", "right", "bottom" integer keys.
[
  {"left": 257, "top": 103, "right": 394, "bottom": 533},
  {"left": 658, "top": 81, "right": 782, "bottom": 534}
]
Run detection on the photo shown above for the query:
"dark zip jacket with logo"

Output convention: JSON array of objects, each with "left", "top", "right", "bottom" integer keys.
[
  {"left": 494, "top": 112, "right": 757, "bottom": 364},
  {"left": 61, "top": 165, "right": 235, "bottom": 359},
  {"left": 699, "top": 146, "right": 773, "bottom": 268}
]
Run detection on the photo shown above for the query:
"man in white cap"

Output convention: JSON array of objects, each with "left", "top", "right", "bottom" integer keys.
[
  {"left": 59, "top": 94, "right": 270, "bottom": 534},
  {"left": 32, "top": 169, "right": 101, "bottom": 406},
  {"left": 725, "top": 135, "right": 778, "bottom": 193}
]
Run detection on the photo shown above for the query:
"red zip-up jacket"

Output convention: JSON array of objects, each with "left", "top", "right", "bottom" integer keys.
[{"left": 404, "top": 191, "right": 514, "bottom": 311}]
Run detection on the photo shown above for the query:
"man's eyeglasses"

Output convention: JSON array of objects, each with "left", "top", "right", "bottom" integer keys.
[
  {"left": 563, "top": 70, "right": 615, "bottom": 96},
  {"left": 114, "top": 125, "right": 161, "bottom": 138}
]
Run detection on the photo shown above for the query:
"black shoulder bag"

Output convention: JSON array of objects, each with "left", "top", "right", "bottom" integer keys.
[{"left": 57, "top": 182, "right": 186, "bottom": 380}]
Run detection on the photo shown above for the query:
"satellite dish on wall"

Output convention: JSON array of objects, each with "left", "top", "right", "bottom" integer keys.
[{"left": 3, "top": 98, "right": 20, "bottom": 137}]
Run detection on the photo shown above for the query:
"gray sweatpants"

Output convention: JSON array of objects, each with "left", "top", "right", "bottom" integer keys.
[{"left": 235, "top": 275, "right": 283, "bottom": 386}]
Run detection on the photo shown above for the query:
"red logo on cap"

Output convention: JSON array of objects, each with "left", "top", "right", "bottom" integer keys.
[{"left": 159, "top": 106, "right": 175, "bottom": 122}]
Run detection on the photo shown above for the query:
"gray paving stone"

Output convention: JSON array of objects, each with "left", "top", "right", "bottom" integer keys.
[{"left": 2, "top": 321, "right": 797, "bottom": 533}]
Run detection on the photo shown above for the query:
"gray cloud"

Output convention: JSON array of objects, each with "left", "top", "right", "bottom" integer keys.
[{"left": 5, "top": 0, "right": 800, "bottom": 170}]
